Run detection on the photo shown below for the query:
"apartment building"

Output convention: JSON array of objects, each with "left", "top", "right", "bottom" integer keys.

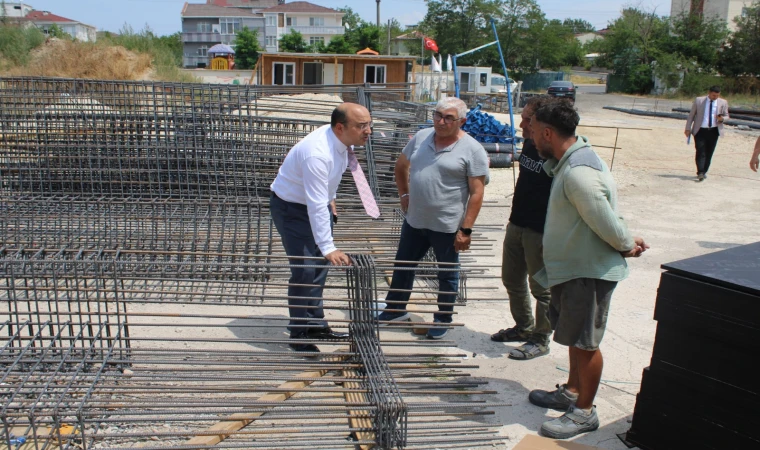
[
  {"left": 671, "top": 0, "right": 753, "bottom": 31},
  {"left": 261, "top": 1, "right": 344, "bottom": 53},
  {"left": 181, "top": 0, "right": 278, "bottom": 68}
]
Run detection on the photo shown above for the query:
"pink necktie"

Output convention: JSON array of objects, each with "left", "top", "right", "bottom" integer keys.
[{"left": 347, "top": 148, "right": 380, "bottom": 218}]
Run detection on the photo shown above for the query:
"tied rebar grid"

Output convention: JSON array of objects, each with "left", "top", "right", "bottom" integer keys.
[
  {"left": 347, "top": 255, "right": 407, "bottom": 449},
  {"left": 0, "top": 77, "right": 504, "bottom": 448},
  {"left": 0, "top": 77, "right": 426, "bottom": 200},
  {"left": 1, "top": 250, "right": 506, "bottom": 449}
]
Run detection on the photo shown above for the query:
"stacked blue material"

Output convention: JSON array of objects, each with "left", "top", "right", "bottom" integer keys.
[{"left": 462, "top": 104, "right": 514, "bottom": 144}]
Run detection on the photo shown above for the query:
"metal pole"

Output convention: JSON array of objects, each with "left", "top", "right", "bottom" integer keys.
[
  {"left": 453, "top": 55, "right": 459, "bottom": 98},
  {"left": 376, "top": 0, "right": 381, "bottom": 27},
  {"left": 387, "top": 19, "right": 391, "bottom": 55},
  {"left": 490, "top": 19, "right": 515, "bottom": 144}
]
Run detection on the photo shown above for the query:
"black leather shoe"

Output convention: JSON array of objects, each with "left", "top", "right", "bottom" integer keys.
[
  {"left": 288, "top": 342, "right": 320, "bottom": 353},
  {"left": 288, "top": 334, "right": 320, "bottom": 353},
  {"left": 307, "top": 327, "right": 349, "bottom": 340}
]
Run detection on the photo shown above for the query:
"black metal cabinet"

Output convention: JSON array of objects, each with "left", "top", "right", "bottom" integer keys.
[{"left": 626, "top": 242, "right": 760, "bottom": 450}]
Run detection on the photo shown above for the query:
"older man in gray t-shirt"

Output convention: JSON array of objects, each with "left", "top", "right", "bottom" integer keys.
[{"left": 378, "top": 97, "right": 489, "bottom": 339}]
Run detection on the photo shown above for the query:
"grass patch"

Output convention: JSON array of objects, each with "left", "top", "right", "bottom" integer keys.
[{"left": 570, "top": 74, "right": 604, "bottom": 85}]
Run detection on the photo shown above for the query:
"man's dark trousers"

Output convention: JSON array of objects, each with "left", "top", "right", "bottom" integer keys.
[
  {"left": 695, "top": 127, "right": 720, "bottom": 175},
  {"left": 385, "top": 221, "right": 459, "bottom": 323},
  {"left": 270, "top": 192, "right": 330, "bottom": 337}
]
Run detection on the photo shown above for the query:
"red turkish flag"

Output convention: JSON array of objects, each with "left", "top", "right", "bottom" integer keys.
[{"left": 423, "top": 37, "right": 439, "bottom": 53}]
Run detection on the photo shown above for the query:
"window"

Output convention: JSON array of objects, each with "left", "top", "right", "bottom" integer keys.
[
  {"left": 365, "top": 64, "right": 386, "bottom": 84},
  {"left": 309, "top": 36, "right": 325, "bottom": 45},
  {"left": 273, "top": 62, "right": 295, "bottom": 85},
  {"left": 266, "top": 15, "right": 276, "bottom": 26},
  {"left": 198, "top": 46, "right": 208, "bottom": 57},
  {"left": 197, "top": 22, "right": 212, "bottom": 33},
  {"left": 309, "top": 17, "right": 325, "bottom": 27},
  {"left": 286, "top": 17, "right": 297, "bottom": 26},
  {"left": 220, "top": 18, "right": 240, "bottom": 34},
  {"left": 266, "top": 36, "right": 276, "bottom": 47},
  {"left": 480, "top": 73, "right": 487, "bottom": 86}
]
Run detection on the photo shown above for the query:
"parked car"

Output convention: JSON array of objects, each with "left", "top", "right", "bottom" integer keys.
[
  {"left": 490, "top": 74, "right": 518, "bottom": 94},
  {"left": 546, "top": 81, "right": 576, "bottom": 103}
]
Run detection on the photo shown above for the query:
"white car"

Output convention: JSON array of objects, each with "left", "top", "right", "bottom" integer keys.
[{"left": 490, "top": 74, "right": 518, "bottom": 94}]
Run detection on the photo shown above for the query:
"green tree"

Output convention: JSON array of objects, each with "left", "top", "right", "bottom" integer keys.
[
  {"left": 718, "top": 1, "right": 760, "bottom": 76},
  {"left": 325, "top": 35, "right": 353, "bottom": 53},
  {"left": 338, "top": 6, "right": 363, "bottom": 31},
  {"left": 157, "top": 31, "right": 183, "bottom": 66},
  {"left": 495, "top": 0, "right": 545, "bottom": 73},
  {"left": 350, "top": 23, "right": 382, "bottom": 52},
  {"left": 419, "top": 0, "right": 503, "bottom": 63},
  {"left": 279, "top": 29, "right": 307, "bottom": 53},
  {"left": 664, "top": 13, "right": 728, "bottom": 71},
  {"left": 47, "top": 24, "right": 70, "bottom": 40},
  {"left": 233, "top": 26, "right": 260, "bottom": 69}
]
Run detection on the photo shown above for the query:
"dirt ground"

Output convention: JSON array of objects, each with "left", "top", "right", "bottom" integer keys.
[{"left": 446, "top": 92, "right": 760, "bottom": 448}]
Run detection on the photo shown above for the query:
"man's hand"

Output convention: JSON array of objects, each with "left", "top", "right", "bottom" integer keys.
[
  {"left": 751, "top": 155, "right": 759, "bottom": 172},
  {"left": 400, "top": 195, "right": 409, "bottom": 213},
  {"left": 621, "top": 236, "right": 650, "bottom": 258},
  {"left": 325, "top": 250, "right": 351, "bottom": 266},
  {"left": 454, "top": 231, "right": 471, "bottom": 253},
  {"left": 683, "top": 130, "right": 690, "bottom": 138}
]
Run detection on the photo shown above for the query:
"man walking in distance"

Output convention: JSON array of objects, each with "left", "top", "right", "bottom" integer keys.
[
  {"left": 490, "top": 96, "right": 555, "bottom": 360},
  {"left": 685, "top": 85, "right": 729, "bottom": 181},
  {"left": 528, "top": 102, "right": 649, "bottom": 439},
  {"left": 270, "top": 103, "right": 379, "bottom": 353},
  {"left": 377, "top": 97, "right": 489, "bottom": 339}
]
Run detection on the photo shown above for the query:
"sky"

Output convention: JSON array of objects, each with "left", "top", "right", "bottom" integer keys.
[{"left": 20, "top": 0, "right": 672, "bottom": 36}]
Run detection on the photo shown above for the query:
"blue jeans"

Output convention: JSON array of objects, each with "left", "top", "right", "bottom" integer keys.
[
  {"left": 269, "top": 192, "right": 330, "bottom": 336},
  {"left": 385, "top": 221, "right": 460, "bottom": 323}
]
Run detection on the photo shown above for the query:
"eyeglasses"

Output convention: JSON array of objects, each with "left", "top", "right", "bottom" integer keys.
[
  {"left": 433, "top": 112, "right": 461, "bottom": 124},
  {"left": 355, "top": 121, "right": 373, "bottom": 131}
]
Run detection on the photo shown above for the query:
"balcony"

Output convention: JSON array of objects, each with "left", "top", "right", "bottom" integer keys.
[
  {"left": 184, "top": 55, "right": 210, "bottom": 68},
  {"left": 286, "top": 26, "right": 344, "bottom": 35},
  {"left": 183, "top": 32, "right": 224, "bottom": 43}
]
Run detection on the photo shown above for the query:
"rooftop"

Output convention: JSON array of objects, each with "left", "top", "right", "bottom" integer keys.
[{"left": 261, "top": 1, "right": 341, "bottom": 14}]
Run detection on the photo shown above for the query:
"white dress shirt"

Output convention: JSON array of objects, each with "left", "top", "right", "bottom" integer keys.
[
  {"left": 270, "top": 124, "right": 348, "bottom": 255},
  {"left": 701, "top": 97, "right": 717, "bottom": 128}
]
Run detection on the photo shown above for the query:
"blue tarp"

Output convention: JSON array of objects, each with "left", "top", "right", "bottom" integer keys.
[{"left": 463, "top": 104, "right": 514, "bottom": 144}]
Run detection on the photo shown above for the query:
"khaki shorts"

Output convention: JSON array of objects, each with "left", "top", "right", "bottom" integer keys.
[{"left": 549, "top": 278, "right": 617, "bottom": 351}]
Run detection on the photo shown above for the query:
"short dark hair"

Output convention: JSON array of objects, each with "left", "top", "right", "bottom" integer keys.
[
  {"left": 533, "top": 102, "right": 579, "bottom": 138},
  {"left": 525, "top": 95, "right": 556, "bottom": 113},
  {"left": 331, "top": 105, "right": 348, "bottom": 127},
  {"left": 708, "top": 85, "right": 721, "bottom": 93}
]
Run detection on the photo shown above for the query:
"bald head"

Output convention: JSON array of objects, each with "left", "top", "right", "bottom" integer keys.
[
  {"left": 331, "top": 102, "right": 372, "bottom": 147},
  {"left": 331, "top": 103, "right": 370, "bottom": 128}
]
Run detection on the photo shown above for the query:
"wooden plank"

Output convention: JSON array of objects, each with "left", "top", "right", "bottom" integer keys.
[
  {"left": 342, "top": 370, "right": 375, "bottom": 450},
  {"left": 184, "top": 356, "right": 344, "bottom": 447}
]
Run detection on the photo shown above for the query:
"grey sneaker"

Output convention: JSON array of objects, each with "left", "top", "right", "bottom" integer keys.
[
  {"left": 528, "top": 384, "right": 578, "bottom": 411},
  {"left": 509, "top": 342, "right": 549, "bottom": 360},
  {"left": 540, "top": 405, "right": 599, "bottom": 439}
]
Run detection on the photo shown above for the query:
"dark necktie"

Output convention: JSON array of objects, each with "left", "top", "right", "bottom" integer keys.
[{"left": 709, "top": 100, "right": 713, "bottom": 127}]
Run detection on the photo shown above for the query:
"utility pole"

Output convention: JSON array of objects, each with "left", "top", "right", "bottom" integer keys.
[
  {"left": 387, "top": 19, "right": 391, "bottom": 55},
  {"left": 376, "top": 0, "right": 381, "bottom": 27}
]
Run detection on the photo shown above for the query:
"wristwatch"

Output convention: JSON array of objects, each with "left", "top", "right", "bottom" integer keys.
[{"left": 459, "top": 227, "right": 472, "bottom": 236}]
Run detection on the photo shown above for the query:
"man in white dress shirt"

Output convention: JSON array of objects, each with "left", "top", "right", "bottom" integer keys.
[
  {"left": 270, "top": 103, "right": 372, "bottom": 353},
  {"left": 684, "top": 85, "right": 729, "bottom": 182}
]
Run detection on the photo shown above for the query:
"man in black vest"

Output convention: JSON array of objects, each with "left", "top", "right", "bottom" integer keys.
[{"left": 490, "top": 96, "right": 555, "bottom": 360}]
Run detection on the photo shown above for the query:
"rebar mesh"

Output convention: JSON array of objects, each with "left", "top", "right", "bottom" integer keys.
[{"left": 0, "top": 77, "right": 504, "bottom": 449}]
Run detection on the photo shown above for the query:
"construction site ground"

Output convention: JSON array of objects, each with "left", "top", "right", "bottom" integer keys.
[
  {"left": 153, "top": 91, "right": 758, "bottom": 449},
  {"left": 431, "top": 91, "right": 760, "bottom": 448}
]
